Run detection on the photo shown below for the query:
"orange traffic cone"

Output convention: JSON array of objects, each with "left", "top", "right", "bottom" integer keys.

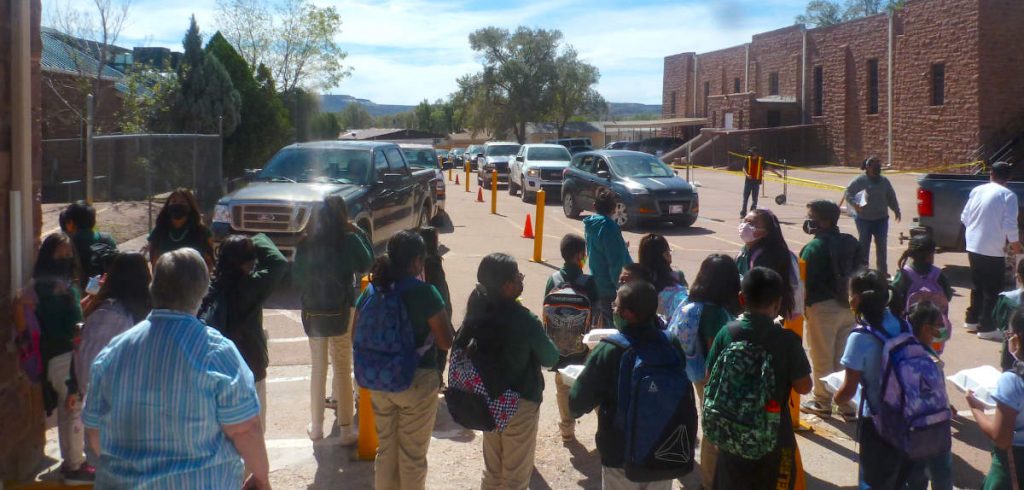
[
  {"left": 522, "top": 214, "right": 534, "bottom": 238},
  {"left": 455, "top": 174, "right": 460, "bottom": 185},
  {"left": 476, "top": 187, "right": 484, "bottom": 203}
]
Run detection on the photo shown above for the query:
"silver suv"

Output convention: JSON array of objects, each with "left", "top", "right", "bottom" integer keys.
[
  {"left": 476, "top": 142, "right": 520, "bottom": 187},
  {"left": 509, "top": 144, "right": 572, "bottom": 203}
]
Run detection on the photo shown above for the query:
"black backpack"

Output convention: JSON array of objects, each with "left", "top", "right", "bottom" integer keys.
[{"left": 826, "top": 232, "right": 865, "bottom": 304}]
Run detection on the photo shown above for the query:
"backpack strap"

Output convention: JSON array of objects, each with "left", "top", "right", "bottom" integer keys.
[
  {"left": 925, "top": 266, "right": 942, "bottom": 284},
  {"left": 550, "top": 271, "right": 568, "bottom": 290},
  {"left": 574, "top": 274, "right": 591, "bottom": 291},
  {"left": 602, "top": 333, "right": 631, "bottom": 350}
]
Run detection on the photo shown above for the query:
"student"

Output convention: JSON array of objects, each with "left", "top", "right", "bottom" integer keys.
[
  {"left": 994, "top": 260, "right": 1024, "bottom": 371},
  {"left": 737, "top": 208, "right": 800, "bottom": 321},
  {"left": 704, "top": 267, "right": 812, "bottom": 489},
  {"left": 638, "top": 233, "right": 688, "bottom": 321},
  {"left": 800, "top": 199, "right": 865, "bottom": 417},
  {"left": 969, "top": 306, "right": 1024, "bottom": 489},
  {"left": 463, "top": 253, "right": 559, "bottom": 489},
  {"left": 569, "top": 280, "right": 692, "bottom": 489},
  {"left": 544, "top": 233, "right": 599, "bottom": 441},
  {"left": 354, "top": 230, "right": 453, "bottom": 490},
  {"left": 199, "top": 233, "right": 288, "bottom": 431},
  {"left": 834, "top": 269, "right": 924, "bottom": 487},
  {"left": 585, "top": 187, "right": 634, "bottom": 328},
  {"left": 890, "top": 235, "right": 953, "bottom": 353},
  {"left": 419, "top": 226, "right": 452, "bottom": 321},
  {"left": 59, "top": 200, "right": 118, "bottom": 290},
  {"left": 667, "top": 253, "right": 740, "bottom": 487},
  {"left": 905, "top": 301, "right": 953, "bottom": 490},
  {"left": 146, "top": 188, "right": 215, "bottom": 271},
  {"left": 618, "top": 263, "right": 651, "bottom": 287}
]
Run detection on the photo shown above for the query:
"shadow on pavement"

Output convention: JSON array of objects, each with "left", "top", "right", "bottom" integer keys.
[
  {"left": 529, "top": 467, "right": 554, "bottom": 490},
  {"left": 432, "top": 399, "right": 478, "bottom": 443},
  {"left": 941, "top": 264, "right": 974, "bottom": 290},
  {"left": 565, "top": 439, "right": 601, "bottom": 489},
  {"left": 308, "top": 437, "right": 374, "bottom": 490},
  {"left": 805, "top": 473, "right": 857, "bottom": 490},
  {"left": 655, "top": 225, "right": 715, "bottom": 238}
]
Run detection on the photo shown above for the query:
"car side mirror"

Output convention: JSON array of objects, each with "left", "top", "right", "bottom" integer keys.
[
  {"left": 244, "top": 169, "right": 260, "bottom": 182},
  {"left": 381, "top": 173, "right": 404, "bottom": 185},
  {"left": 596, "top": 170, "right": 611, "bottom": 180},
  {"left": 477, "top": 153, "right": 484, "bottom": 159},
  {"left": 516, "top": 155, "right": 524, "bottom": 162}
]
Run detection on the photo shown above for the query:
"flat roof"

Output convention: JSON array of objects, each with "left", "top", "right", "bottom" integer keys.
[{"left": 602, "top": 117, "right": 707, "bottom": 129}]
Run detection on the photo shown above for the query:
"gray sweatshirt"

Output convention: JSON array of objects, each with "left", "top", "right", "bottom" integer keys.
[{"left": 844, "top": 174, "right": 900, "bottom": 221}]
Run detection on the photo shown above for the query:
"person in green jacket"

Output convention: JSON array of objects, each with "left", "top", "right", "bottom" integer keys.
[
  {"left": 293, "top": 195, "right": 373, "bottom": 443},
  {"left": 60, "top": 200, "right": 118, "bottom": 289},
  {"left": 199, "top": 232, "right": 288, "bottom": 431},
  {"left": 585, "top": 188, "right": 634, "bottom": 329},
  {"left": 995, "top": 260, "right": 1024, "bottom": 370}
]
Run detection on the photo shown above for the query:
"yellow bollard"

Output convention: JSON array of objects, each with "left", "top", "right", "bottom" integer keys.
[
  {"left": 465, "top": 162, "right": 470, "bottom": 193},
  {"left": 355, "top": 275, "right": 379, "bottom": 461},
  {"left": 448, "top": 167, "right": 452, "bottom": 182},
  {"left": 532, "top": 189, "right": 545, "bottom": 262},
  {"left": 490, "top": 170, "right": 498, "bottom": 215},
  {"left": 782, "top": 258, "right": 809, "bottom": 490}
]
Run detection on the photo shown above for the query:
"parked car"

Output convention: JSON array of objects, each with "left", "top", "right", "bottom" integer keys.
[
  {"left": 639, "top": 137, "right": 685, "bottom": 157},
  {"left": 465, "top": 145, "right": 484, "bottom": 170},
  {"left": 448, "top": 148, "right": 466, "bottom": 169},
  {"left": 604, "top": 141, "right": 632, "bottom": 150},
  {"left": 509, "top": 144, "right": 572, "bottom": 203},
  {"left": 435, "top": 149, "right": 449, "bottom": 169},
  {"left": 211, "top": 141, "right": 436, "bottom": 256},
  {"left": 476, "top": 141, "right": 521, "bottom": 187},
  {"left": 561, "top": 150, "right": 699, "bottom": 229},
  {"left": 569, "top": 145, "right": 593, "bottom": 155},
  {"left": 912, "top": 171, "right": 1024, "bottom": 252},
  {"left": 546, "top": 137, "right": 593, "bottom": 149},
  {"left": 401, "top": 143, "right": 446, "bottom": 224}
]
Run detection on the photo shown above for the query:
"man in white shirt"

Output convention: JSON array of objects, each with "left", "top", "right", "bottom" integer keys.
[{"left": 961, "top": 161, "right": 1023, "bottom": 340}]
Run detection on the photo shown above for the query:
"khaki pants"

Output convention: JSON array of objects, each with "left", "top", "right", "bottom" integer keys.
[
  {"left": 482, "top": 400, "right": 541, "bottom": 490},
  {"left": 48, "top": 352, "right": 86, "bottom": 470},
  {"left": 554, "top": 374, "right": 575, "bottom": 437},
  {"left": 371, "top": 369, "right": 440, "bottom": 490},
  {"left": 601, "top": 466, "right": 672, "bottom": 490},
  {"left": 694, "top": 381, "right": 718, "bottom": 488},
  {"left": 309, "top": 311, "right": 355, "bottom": 433},
  {"left": 804, "top": 299, "right": 855, "bottom": 406}
]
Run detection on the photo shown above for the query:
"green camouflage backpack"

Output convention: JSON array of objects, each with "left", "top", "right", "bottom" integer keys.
[{"left": 702, "top": 322, "right": 781, "bottom": 460}]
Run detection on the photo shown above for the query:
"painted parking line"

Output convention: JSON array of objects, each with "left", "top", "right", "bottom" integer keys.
[
  {"left": 268, "top": 336, "right": 308, "bottom": 344},
  {"left": 267, "top": 376, "right": 310, "bottom": 384}
]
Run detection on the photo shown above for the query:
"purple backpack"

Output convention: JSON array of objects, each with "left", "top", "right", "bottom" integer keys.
[
  {"left": 902, "top": 266, "right": 951, "bottom": 343},
  {"left": 858, "top": 320, "right": 951, "bottom": 460},
  {"left": 16, "top": 300, "right": 43, "bottom": 383}
]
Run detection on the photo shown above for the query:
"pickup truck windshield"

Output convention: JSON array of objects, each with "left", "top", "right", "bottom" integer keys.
[
  {"left": 528, "top": 147, "right": 571, "bottom": 161},
  {"left": 257, "top": 148, "right": 372, "bottom": 184},
  {"left": 610, "top": 154, "right": 675, "bottom": 178},
  {"left": 485, "top": 145, "right": 520, "bottom": 157},
  {"left": 403, "top": 149, "right": 439, "bottom": 169}
]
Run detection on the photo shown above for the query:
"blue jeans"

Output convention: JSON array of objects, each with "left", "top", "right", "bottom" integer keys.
[
  {"left": 855, "top": 217, "right": 889, "bottom": 275},
  {"left": 741, "top": 178, "right": 760, "bottom": 216}
]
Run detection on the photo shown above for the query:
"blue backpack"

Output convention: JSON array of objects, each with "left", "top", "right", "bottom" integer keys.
[
  {"left": 353, "top": 279, "right": 431, "bottom": 392},
  {"left": 666, "top": 302, "right": 707, "bottom": 383},
  {"left": 857, "top": 319, "right": 952, "bottom": 460},
  {"left": 603, "top": 331, "right": 697, "bottom": 482}
]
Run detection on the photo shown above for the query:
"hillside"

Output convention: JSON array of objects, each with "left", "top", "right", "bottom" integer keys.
[{"left": 319, "top": 94, "right": 662, "bottom": 119}]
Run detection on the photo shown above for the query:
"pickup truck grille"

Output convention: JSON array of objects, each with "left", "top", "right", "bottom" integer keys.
[
  {"left": 232, "top": 204, "right": 310, "bottom": 233},
  {"left": 540, "top": 169, "right": 563, "bottom": 181}
]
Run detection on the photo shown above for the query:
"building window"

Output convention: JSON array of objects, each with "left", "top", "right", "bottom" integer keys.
[
  {"left": 703, "top": 81, "right": 710, "bottom": 117},
  {"left": 813, "top": 66, "right": 823, "bottom": 116},
  {"left": 867, "top": 59, "right": 879, "bottom": 114},
  {"left": 670, "top": 91, "right": 677, "bottom": 116},
  {"left": 768, "top": 72, "right": 779, "bottom": 96},
  {"left": 931, "top": 63, "right": 945, "bottom": 106},
  {"left": 734, "top": 78, "right": 741, "bottom": 94},
  {"left": 767, "top": 110, "right": 782, "bottom": 128}
]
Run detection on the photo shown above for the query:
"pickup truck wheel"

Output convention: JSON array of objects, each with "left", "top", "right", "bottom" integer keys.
[
  {"left": 521, "top": 189, "right": 534, "bottom": 203},
  {"left": 562, "top": 192, "right": 581, "bottom": 219},
  {"left": 418, "top": 207, "right": 430, "bottom": 229},
  {"left": 508, "top": 178, "right": 518, "bottom": 196}
]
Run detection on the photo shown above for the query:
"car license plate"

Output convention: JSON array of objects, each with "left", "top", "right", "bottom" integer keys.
[{"left": 669, "top": 204, "right": 684, "bottom": 214}]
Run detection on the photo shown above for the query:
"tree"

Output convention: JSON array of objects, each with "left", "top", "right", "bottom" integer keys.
[
  {"left": 118, "top": 67, "right": 178, "bottom": 133},
  {"left": 206, "top": 32, "right": 291, "bottom": 177},
  {"left": 547, "top": 48, "right": 606, "bottom": 138},
  {"left": 173, "top": 17, "right": 242, "bottom": 136},
  {"left": 216, "top": 0, "right": 351, "bottom": 92},
  {"left": 281, "top": 87, "right": 320, "bottom": 142},
  {"left": 796, "top": 0, "right": 905, "bottom": 27},
  {"left": 338, "top": 102, "right": 373, "bottom": 129},
  {"left": 310, "top": 112, "right": 341, "bottom": 140}
]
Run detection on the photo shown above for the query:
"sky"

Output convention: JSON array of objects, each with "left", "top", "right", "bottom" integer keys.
[{"left": 45, "top": 0, "right": 811, "bottom": 106}]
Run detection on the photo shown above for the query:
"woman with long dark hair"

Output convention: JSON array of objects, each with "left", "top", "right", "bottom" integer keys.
[
  {"left": 76, "top": 252, "right": 152, "bottom": 393},
  {"left": 32, "top": 233, "right": 92, "bottom": 483},
  {"left": 293, "top": 195, "right": 373, "bottom": 442},
  {"left": 146, "top": 188, "right": 214, "bottom": 270},
  {"left": 737, "top": 208, "right": 800, "bottom": 320},
  {"left": 638, "top": 233, "right": 688, "bottom": 322},
  {"left": 353, "top": 230, "right": 453, "bottom": 490}
]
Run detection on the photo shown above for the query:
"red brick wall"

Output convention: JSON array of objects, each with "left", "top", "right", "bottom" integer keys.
[
  {"left": 977, "top": 0, "right": 1024, "bottom": 154},
  {"left": 695, "top": 45, "right": 747, "bottom": 117},
  {"left": 662, "top": 53, "right": 694, "bottom": 118},
  {"left": 750, "top": 26, "right": 805, "bottom": 102},
  {"left": 707, "top": 93, "right": 754, "bottom": 129}
]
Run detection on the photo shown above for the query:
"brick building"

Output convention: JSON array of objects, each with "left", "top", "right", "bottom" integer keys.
[
  {"left": 662, "top": 0, "right": 1024, "bottom": 169},
  {"left": 1, "top": 0, "right": 46, "bottom": 481}
]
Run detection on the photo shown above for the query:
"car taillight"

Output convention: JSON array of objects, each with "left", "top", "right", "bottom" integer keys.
[{"left": 917, "top": 188, "right": 933, "bottom": 217}]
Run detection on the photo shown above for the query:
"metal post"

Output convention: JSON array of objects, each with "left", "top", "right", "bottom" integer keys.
[
  {"left": 192, "top": 134, "right": 199, "bottom": 196},
  {"left": 490, "top": 170, "right": 498, "bottom": 215},
  {"left": 532, "top": 190, "right": 546, "bottom": 263},
  {"left": 465, "top": 162, "right": 470, "bottom": 192},
  {"left": 86, "top": 93, "right": 95, "bottom": 203}
]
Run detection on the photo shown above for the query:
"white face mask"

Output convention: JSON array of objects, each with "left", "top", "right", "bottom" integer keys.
[{"left": 738, "top": 222, "right": 758, "bottom": 244}]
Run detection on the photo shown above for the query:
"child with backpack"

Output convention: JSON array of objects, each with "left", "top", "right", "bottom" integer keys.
[
  {"left": 995, "top": 260, "right": 1024, "bottom": 371},
  {"left": 666, "top": 254, "right": 741, "bottom": 488},
  {"left": 905, "top": 301, "right": 953, "bottom": 490},
  {"left": 704, "top": 267, "right": 812, "bottom": 490},
  {"left": 569, "top": 281, "right": 698, "bottom": 489},
  {"left": 419, "top": 227, "right": 453, "bottom": 321},
  {"left": 638, "top": 233, "right": 688, "bottom": 322},
  {"left": 618, "top": 263, "right": 652, "bottom": 288},
  {"left": 968, "top": 305, "right": 1024, "bottom": 489},
  {"left": 352, "top": 230, "right": 454, "bottom": 490},
  {"left": 544, "top": 234, "right": 599, "bottom": 442},
  {"left": 890, "top": 235, "right": 953, "bottom": 353},
  {"left": 834, "top": 269, "right": 949, "bottom": 488},
  {"left": 451, "top": 253, "right": 559, "bottom": 489}
]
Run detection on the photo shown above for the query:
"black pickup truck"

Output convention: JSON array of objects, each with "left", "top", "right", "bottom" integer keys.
[{"left": 211, "top": 141, "right": 436, "bottom": 258}]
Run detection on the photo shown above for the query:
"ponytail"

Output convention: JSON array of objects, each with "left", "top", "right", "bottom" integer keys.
[
  {"left": 370, "top": 255, "right": 397, "bottom": 289},
  {"left": 370, "top": 230, "right": 425, "bottom": 290},
  {"left": 849, "top": 269, "right": 890, "bottom": 329}
]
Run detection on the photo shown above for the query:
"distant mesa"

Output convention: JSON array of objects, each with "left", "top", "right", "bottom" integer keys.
[{"left": 318, "top": 94, "right": 661, "bottom": 119}]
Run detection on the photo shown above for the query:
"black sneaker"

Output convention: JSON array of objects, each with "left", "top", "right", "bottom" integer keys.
[{"left": 63, "top": 462, "right": 96, "bottom": 485}]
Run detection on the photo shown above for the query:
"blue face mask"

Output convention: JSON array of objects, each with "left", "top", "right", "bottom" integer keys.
[{"left": 613, "top": 313, "right": 628, "bottom": 330}]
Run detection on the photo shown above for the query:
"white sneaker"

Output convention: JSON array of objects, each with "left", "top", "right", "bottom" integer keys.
[
  {"left": 307, "top": 422, "right": 324, "bottom": 441},
  {"left": 978, "top": 330, "right": 1003, "bottom": 341},
  {"left": 964, "top": 322, "right": 980, "bottom": 333},
  {"left": 339, "top": 425, "right": 358, "bottom": 446}
]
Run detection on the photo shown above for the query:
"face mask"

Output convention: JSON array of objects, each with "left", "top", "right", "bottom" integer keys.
[
  {"left": 54, "top": 258, "right": 75, "bottom": 277},
  {"left": 168, "top": 204, "right": 189, "bottom": 220},
  {"left": 738, "top": 222, "right": 758, "bottom": 243},
  {"left": 935, "top": 326, "right": 950, "bottom": 343},
  {"left": 613, "top": 313, "right": 628, "bottom": 329},
  {"left": 802, "top": 219, "right": 819, "bottom": 235}
]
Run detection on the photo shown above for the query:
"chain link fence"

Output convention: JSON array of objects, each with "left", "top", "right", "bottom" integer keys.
[{"left": 42, "top": 133, "right": 224, "bottom": 211}]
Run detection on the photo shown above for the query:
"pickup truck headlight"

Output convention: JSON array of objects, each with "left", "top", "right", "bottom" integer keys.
[
  {"left": 213, "top": 204, "right": 231, "bottom": 223},
  {"left": 527, "top": 169, "right": 539, "bottom": 177}
]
